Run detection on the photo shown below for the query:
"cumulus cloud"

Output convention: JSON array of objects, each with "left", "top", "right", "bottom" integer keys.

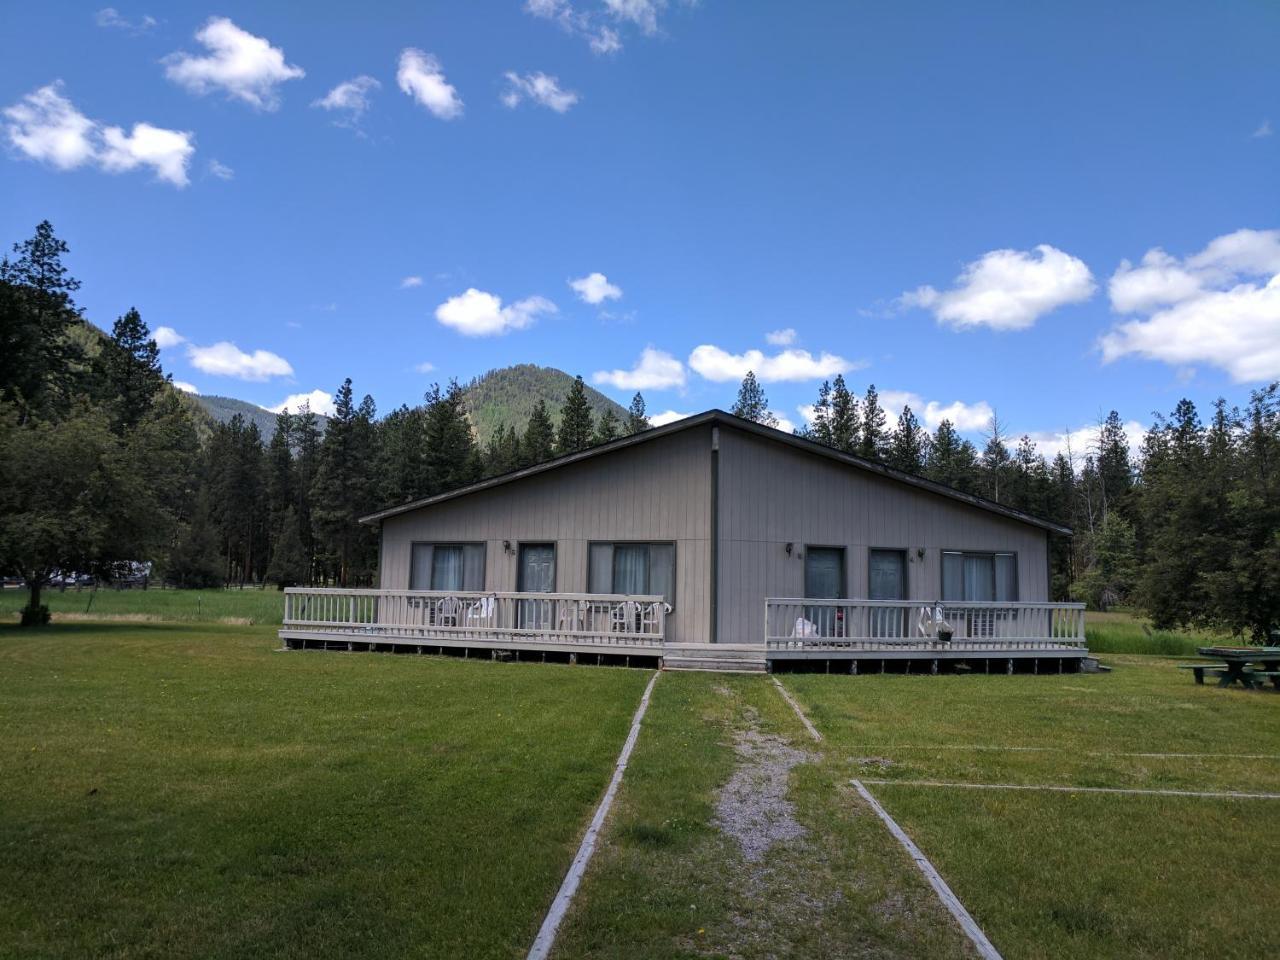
[
  {"left": 569, "top": 271, "right": 622, "bottom": 304},
  {"left": 164, "top": 17, "right": 304, "bottom": 110},
  {"left": 3, "top": 83, "right": 194, "bottom": 186},
  {"left": 172, "top": 380, "right": 198, "bottom": 394},
  {"left": 269, "top": 389, "right": 335, "bottom": 417},
  {"left": 688, "top": 344, "right": 856, "bottom": 383},
  {"left": 187, "top": 341, "right": 294, "bottom": 380},
  {"left": 1254, "top": 119, "right": 1273, "bottom": 139},
  {"left": 1026, "top": 420, "right": 1145, "bottom": 462},
  {"left": 876, "top": 390, "right": 994, "bottom": 432},
  {"left": 153, "top": 326, "right": 186, "bottom": 349},
  {"left": 592, "top": 347, "right": 685, "bottom": 390},
  {"left": 312, "top": 75, "right": 380, "bottom": 126},
  {"left": 435, "top": 288, "right": 556, "bottom": 336},
  {"left": 764, "top": 328, "right": 796, "bottom": 346},
  {"left": 206, "top": 158, "right": 234, "bottom": 180},
  {"left": 397, "top": 49, "right": 463, "bottom": 120},
  {"left": 901, "top": 244, "right": 1096, "bottom": 330},
  {"left": 95, "top": 8, "right": 156, "bottom": 33},
  {"left": 401, "top": 275, "right": 424, "bottom": 289},
  {"left": 1101, "top": 228, "right": 1280, "bottom": 382},
  {"left": 501, "top": 72, "right": 580, "bottom": 113},
  {"left": 650, "top": 409, "right": 694, "bottom": 427}
]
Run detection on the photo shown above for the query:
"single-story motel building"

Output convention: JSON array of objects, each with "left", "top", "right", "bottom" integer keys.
[{"left": 281, "top": 410, "right": 1087, "bottom": 673}]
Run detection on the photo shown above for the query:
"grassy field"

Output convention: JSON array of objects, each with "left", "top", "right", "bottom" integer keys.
[
  {"left": 782, "top": 657, "right": 1280, "bottom": 959},
  {"left": 0, "top": 622, "right": 650, "bottom": 959},
  {"left": 0, "top": 585, "right": 287, "bottom": 624},
  {"left": 4, "top": 611, "right": 1277, "bottom": 959}
]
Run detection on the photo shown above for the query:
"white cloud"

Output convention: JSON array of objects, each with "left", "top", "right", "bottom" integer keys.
[
  {"left": 434, "top": 288, "right": 556, "bottom": 336},
  {"left": 688, "top": 344, "right": 856, "bottom": 382},
  {"left": 524, "top": 0, "right": 625, "bottom": 55},
  {"left": 207, "top": 158, "right": 234, "bottom": 180},
  {"left": 877, "top": 390, "right": 994, "bottom": 432},
  {"left": 1254, "top": 119, "right": 1273, "bottom": 139},
  {"left": 592, "top": 347, "right": 685, "bottom": 390},
  {"left": 3, "top": 83, "right": 194, "bottom": 187},
  {"left": 401, "top": 275, "right": 424, "bottom": 289},
  {"left": 1026, "top": 421, "right": 1145, "bottom": 462},
  {"left": 650, "top": 409, "right": 694, "bottom": 427},
  {"left": 186, "top": 341, "right": 294, "bottom": 381},
  {"left": 397, "top": 49, "right": 463, "bottom": 120},
  {"left": 1101, "top": 228, "right": 1280, "bottom": 382},
  {"left": 764, "top": 328, "right": 796, "bottom": 346},
  {"left": 269, "top": 389, "right": 335, "bottom": 417},
  {"left": 414, "top": 361, "right": 435, "bottom": 373},
  {"left": 569, "top": 271, "right": 622, "bottom": 304},
  {"left": 770, "top": 411, "right": 797, "bottom": 433},
  {"left": 153, "top": 326, "right": 186, "bottom": 349},
  {"left": 172, "top": 380, "right": 198, "bottom": 394},
  {"left": 501, "top": 72, "right": 580, "bottom": 113},
  {"left": 164, "top": 17, "right": 304, "bottom": 111},
  {"left": 95, "top": 8, "right": 156, "bottom": 33},
  {"left": 312, "top": 75, "right": 380, "bottom": 125},
  {"left": 901, "top": 244, "right": 1096, "bottom": 331},
  {"left": 604, "top": 0, "right": 665, "bottom": 34},
  {"left": 99, "top": 122, "right": 195, "bottom": 186}
]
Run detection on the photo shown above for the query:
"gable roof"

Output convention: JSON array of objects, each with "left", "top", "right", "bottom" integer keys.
[{"left": 360, "top": 409, "right": 1072, "bottom": 535}]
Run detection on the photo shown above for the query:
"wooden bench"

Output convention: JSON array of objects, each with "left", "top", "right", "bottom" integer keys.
[
  {"left": 1243, "top": 669, "right": 1280, "bottom": 690},
  {"left": 1179, "top": 663, "right": 1228, "bottom": 685}
]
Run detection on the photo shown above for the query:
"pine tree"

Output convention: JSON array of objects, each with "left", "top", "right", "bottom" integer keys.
[
  {"left": 0, "top": 221, "right": 84, "bottom": 421},
  {"left": 887, "top": 405, "right": 927, "bottom": 473},
  {"left": 594, "top": 408, "right": 620, "bottom": 445},
  {"left": 556, "top": 375, "right": 596, "bottom": 454},
  {"left": 102, "top": 308, "right": 166, "bottom": 431},
  {"left": 859, "top": 384, "right": 887, "bottom": 459},
  {"left": 829, "top": 375, "right": 859, "bottom": 453},
  {"left": 422, "top": 381, "right": 479, "bottom": 495},
  {"left": 732, "top": 371, "right": 777, "bottom": 427},
  {"left": 807, "top": 380, "right": 833, "bottom": 445},
  {"left": 625, "top": 393, "right": 650, "bottom": 435},
  {"left": 311, "top": 380, "right": 373, "bottom": 586},
  {"left": 266, "top": 506, "right": 308, "bottom": 588},
  {"left": 484, "top": 424, "right": 522, "bottom": 477},
  {"left": 980, "top": 410, "right": 1012, "bottom": 501},
  {"left": 924, "top": 420, "right": 979, "bottom": 493},
  {"left": 521, "top": 400, "right": 556, "bottom": 466},
  {"left": 1095, "top": 410, "right": 1133, "bottom": 518}
]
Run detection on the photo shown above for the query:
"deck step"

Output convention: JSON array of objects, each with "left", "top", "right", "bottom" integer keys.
[{"left": 663, "top": 656, "right": 768, "bottom": 673}]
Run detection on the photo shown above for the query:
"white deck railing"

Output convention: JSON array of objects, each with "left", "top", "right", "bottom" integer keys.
[
  {"left": 282, "top": 588, "right": 667, "bottom": 648},
  {"left": 765, "top": 598, "right": 1087, "bottom": 652}
]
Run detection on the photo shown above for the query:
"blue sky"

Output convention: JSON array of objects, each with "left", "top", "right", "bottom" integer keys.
[{"left": 2, "top": 1, "right": 1277, "bottom": 455}]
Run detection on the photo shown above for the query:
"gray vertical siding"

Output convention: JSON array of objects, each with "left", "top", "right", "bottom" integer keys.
[
  {"left": 377, "top": 425, "right": 714, "bottom": 643},
  {"left": 714, "top": 426, "right": 1050, "bottom": 644}
]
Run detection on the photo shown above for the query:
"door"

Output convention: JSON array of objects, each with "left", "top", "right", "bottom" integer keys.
[
  {"left": 517, "top": 544, "right": 555, "bottom": 628},
  {"left": 804, "top": 547, "right": 845, "bottom": 636},
  {"left": 868, "top": 549, "right": 907, "bottom": 638}
]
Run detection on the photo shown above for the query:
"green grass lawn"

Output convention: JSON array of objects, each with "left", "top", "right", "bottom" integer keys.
[
  {"left": 0, "top": 622, "right": 651, "bottom": 959},
  {"left": 780, "top": 657, "right": 1280, "bottom": 959},
  {"left": 0, "top": 585, "right": 287, "bottom": 625}
]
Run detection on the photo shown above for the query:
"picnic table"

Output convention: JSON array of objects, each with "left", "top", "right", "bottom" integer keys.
[{"left": 1185, "top": 647, "right": 1280, "bottom": 690}]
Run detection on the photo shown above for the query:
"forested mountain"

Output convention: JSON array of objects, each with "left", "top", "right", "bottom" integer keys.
[
  {"left": 194, "top": 394, "right": 319, "bottom": 441},
  {"left": 463, "top": 364, "right": 628, "bottom": 446}
]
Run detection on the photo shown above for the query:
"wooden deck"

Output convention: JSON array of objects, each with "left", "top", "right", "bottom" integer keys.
[{"left": 279, "top": 590, "right": 1088, "bottom": 671}]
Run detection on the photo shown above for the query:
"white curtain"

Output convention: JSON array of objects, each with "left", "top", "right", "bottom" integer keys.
[
  {"left": 588, "top": 543, "right": 613, "bottom": 593},
  {"left": 409, "top": 544, "right": 434, "bottom": 590},
  {"left": 963, "top": 554, "right": 995, "bottom": 601},
  {"left": 613, "top": 545, "right": 648, "bottom": 595},
  {"left": 431, "top": 546, "right": 465, "bottom": 591}
]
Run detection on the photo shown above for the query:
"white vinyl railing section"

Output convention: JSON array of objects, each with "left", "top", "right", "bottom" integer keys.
[
  {"left": 765, "top": 599, "right": 1087, "bottom": 651},
  {"left": 282, "top": 588, "right": 667, "bottom": 648}
]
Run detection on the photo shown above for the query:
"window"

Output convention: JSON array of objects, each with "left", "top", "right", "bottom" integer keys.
[
  {"left": 941, "top": 551, "right": 1016, "bottom": 602},
  {"left": 804, "top": 547, "right": 846, "bottom": 599},
  {"left": 409, "top": 542, "right": 486, "bottom": 591},
  {"left": 588, "top": 542, "right": 675, "bottom": 605}
]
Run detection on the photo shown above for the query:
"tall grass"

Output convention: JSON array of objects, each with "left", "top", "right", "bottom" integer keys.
[
  {"left": 0, "top": 585, "right": 286, "bottom": 624},
  {"left": 1084, "top": 609, "right": 1220, "bottom": 656}
]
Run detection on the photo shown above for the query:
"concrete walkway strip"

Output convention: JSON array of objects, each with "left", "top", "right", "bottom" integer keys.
[
  {"left": 526, "top": 671, "right": 660, "bottom": 960},
  {"left": 851, "top": 779, "right": 1004, "bottom": 960},
  {"left": 770, "top": 676, "right": 823, "bottom": 743},
  {"left": 858, "top": 778, "right": 1280, "bottom": 800}
]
